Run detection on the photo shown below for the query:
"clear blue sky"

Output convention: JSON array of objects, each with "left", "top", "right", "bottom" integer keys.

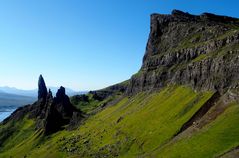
[{"left": 0, "top": 0, "right": 238, "bottom": 91}]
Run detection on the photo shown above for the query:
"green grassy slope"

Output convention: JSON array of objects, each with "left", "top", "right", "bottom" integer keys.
[
  {"left": 149, "top": 102, "right": 239, "bottom": 158},
  {"left": 0, "top": 116, "right": 37, "bottom": 158},
  {"left": 0, "top": 85, "right": 218, "bottom": 158},
  {"left": 71, "top": 92, "right": 122, "bottom": 114}
]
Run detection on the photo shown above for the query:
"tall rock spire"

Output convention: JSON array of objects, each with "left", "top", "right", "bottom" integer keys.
[{"left": 38, "top": 74, "right": 47, "bottom": 100}]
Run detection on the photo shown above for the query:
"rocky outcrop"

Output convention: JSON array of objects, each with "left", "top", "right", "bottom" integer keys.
[
  {"left": 54, "top": 86, "right": 77, "bottom": 118},
  {"left": 42, "top": 85, "right": 82, "bottom": 135},
  {"left": 38, "top": 74, "right": 47, "bottom": 100},
  {"left": 2, "top": 75, "right": 82, "bottom": 135},
  {"left": 43, "top": 86, "right": 81, "bottom": 134},
  {"left": 127, "top": 10, "right": 239, "bottom": 95}
]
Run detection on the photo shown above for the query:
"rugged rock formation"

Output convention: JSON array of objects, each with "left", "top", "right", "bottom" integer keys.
[
  {"left": 38, "top": 74, "right": 47, "bottom": 100},
  {"left": 44, "top": 86, "right": 80, "bottom": 134},
  {"left": 2, "top": 75, "right": 82, "bottom": 135},
  {"left": 54, "top": 86, "right": 77, "bottom": 118},
  {"left": 127, "top": 10, "right": 239, "bottom": 95}
]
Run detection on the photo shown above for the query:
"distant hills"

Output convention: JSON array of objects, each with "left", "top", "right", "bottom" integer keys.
[
  {"left": 0, "top": 86, "right": 87, "bottom": 97},
  {"left": 0, "top": 92, "right": 35, "bottom": 107},
  {"left": 0, "top": 86, "right": 87, "bottom": 107}
]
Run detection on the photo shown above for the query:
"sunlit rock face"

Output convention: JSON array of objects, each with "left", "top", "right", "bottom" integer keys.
[{"left": 127, "top": 10, "right": 239, "bottom": 95}]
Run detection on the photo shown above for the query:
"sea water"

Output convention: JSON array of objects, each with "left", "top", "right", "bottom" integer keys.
[{"left": 0, "top": 107, "right": 16, "bottom": 122}]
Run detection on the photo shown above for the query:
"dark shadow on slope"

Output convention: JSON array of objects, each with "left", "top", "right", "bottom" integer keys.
[
  {"left": 217, "top": 145, "right": 239, "bottom": 158},
  {"left": 175, "top": 91, "right": 221, "bottom": 136}
]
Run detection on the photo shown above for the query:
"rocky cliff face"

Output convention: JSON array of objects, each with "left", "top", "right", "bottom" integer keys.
[{"left": 127, "top": 10, "right": 239, "bottom": 94}]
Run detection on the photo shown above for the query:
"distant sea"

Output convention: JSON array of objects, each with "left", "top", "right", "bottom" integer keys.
[{"left": 0, "top": 106, "right": 17, "bottom": 122}]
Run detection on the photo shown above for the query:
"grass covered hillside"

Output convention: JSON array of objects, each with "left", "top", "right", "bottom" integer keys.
[
  {"left": 0, "top": 85, "right": 220, "bottom": 157},
  {"left": 1, "top": 84, "right": 239, "bottom": 157}
]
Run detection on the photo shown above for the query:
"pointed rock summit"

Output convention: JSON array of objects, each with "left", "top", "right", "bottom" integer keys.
[
  {"left": 54, "top": 86, "right": 77, "bottom": 119},
  {"left": 38, "top": 75, "right": 47, "bottom": 100},
  {"left": 56, "top": 86, "right": 66, "bottom": 99},
  {"left": 24, "top": 75, "right": 83, "bottom": 135}
]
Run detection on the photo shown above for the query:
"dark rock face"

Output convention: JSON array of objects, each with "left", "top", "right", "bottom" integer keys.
[
  {"left": 38, "top": 75, "right": 47, "bottom": 100},
  {"left": 54, "top": 86, "right": 77, "bottom": 118},
  {"left": 43, "top": 86, "right": 81, "bottom": 135},
  {"left": 3, "top": 75, "right": 82, "bottom": 135},
  {"left": 127, "top": 10, "right": 239, "bottom": 95}
]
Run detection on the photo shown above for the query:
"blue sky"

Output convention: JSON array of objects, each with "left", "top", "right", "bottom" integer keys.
[{"left": 0, "top": 0, "right": 238, "bottom": 91}]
